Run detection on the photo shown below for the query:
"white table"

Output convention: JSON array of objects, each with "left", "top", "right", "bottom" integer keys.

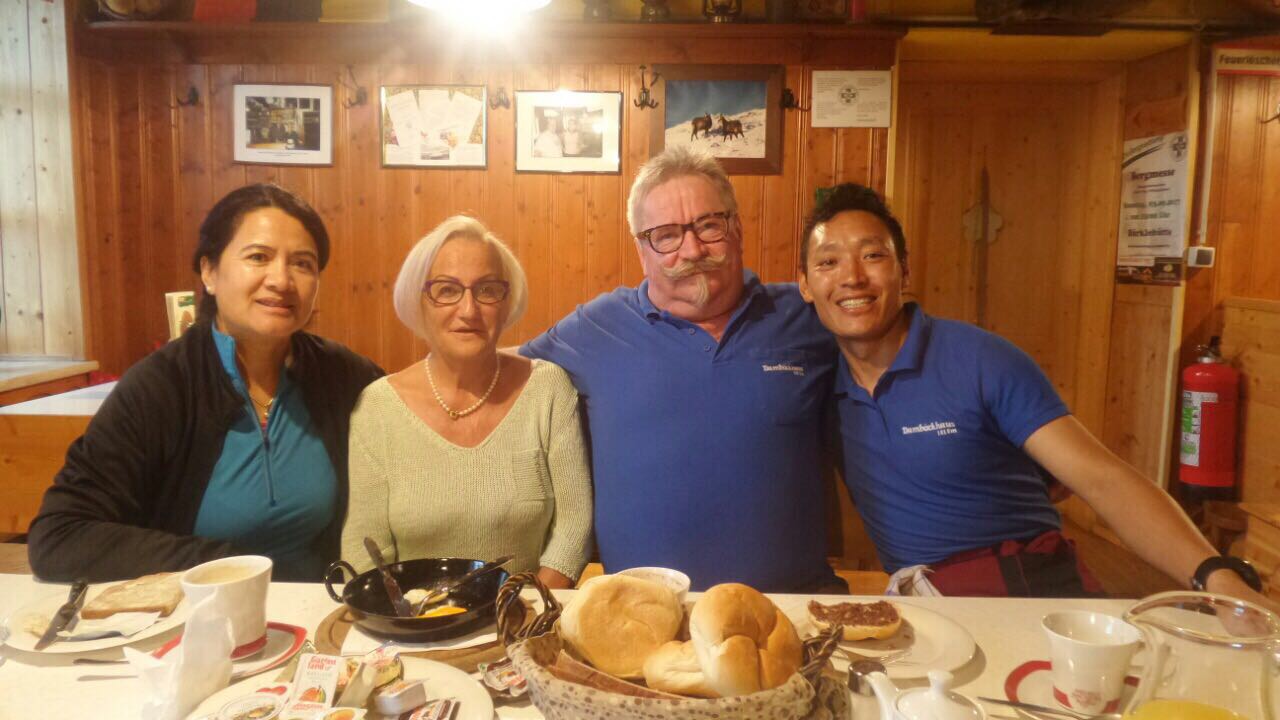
[{"left": 0, "top": 572, "right": 1134, "bottom": 719}]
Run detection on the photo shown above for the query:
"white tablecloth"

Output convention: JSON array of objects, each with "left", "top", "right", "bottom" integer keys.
[{"left": 0, "top": 572, "right": 1134, "bottom": 719}]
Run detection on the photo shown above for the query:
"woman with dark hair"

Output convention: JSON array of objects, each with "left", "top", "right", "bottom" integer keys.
[{"left": 28, "top": 184, "right": 382, "bottom": 582}]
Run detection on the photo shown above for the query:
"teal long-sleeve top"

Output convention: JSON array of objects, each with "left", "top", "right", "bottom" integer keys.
[{"left": 193, "top": 326, "right": 338, "bottom": 580}]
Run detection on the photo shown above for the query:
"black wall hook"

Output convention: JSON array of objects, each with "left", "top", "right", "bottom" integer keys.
[
  {"left": 780, "top": 88, "right": 809, "bottom": 112},
  {"left": 341, "top": 66, "right": 368, "bottom": 108},
  {"left": 1265, "top": 101, "right": 1280, "bottom": 124},
  {"left": 172, "top": 86, "right": 199, "bottom": 108},
  {"left": 634, "top": 65, "right": 660, "bottom": 109},
  {"left": 489, "top": 86, "right": 511, "bottom": 110}
]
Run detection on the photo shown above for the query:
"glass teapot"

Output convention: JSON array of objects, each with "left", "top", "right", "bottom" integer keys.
[{"left": 1122, "top": 591, "right": 1280, "bottom": 720}]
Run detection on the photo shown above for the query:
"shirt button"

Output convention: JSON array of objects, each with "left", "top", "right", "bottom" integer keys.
[
  {"left": 686, "top": 328, "right": 695, "bottom": 335},
  {"left": 704, "top": 344, "right": 711, "bottom": 351}
]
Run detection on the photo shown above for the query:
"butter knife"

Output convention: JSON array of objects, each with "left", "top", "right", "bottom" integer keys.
[
  {"left": 35, "top": 580, "right": 89, "bottom": 651},
  {"left": 364, "top": 537, "right": 412, "bottom": 617}
]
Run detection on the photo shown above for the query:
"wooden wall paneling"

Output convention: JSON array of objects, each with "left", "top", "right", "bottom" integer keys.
[
  {"left": 275, "top": 64, "right": 316, "bottom": 207},
  {"left": 758, "top": 64, "right": 805, "bottom": 284},
  {"left": 1103, "top": 285, "right": 1178, "bottom": 483},
  {"left": 208, "top": 65, "right": 246, "bottom": 203},
  {"left": 0, "top": 0, "right": 42, "bottom": 355},
  {"left": 308, "top": 64, "right": 350, "bottom": 347},
  {"left": 585, "top": 64, "right": 623, "bottom": 303},
  {"left": 1221, "top": 299, "right": 1280, "bottom": 503},
  {"left": 241, "top": 65, "right": 280, "bottom": 187},
  {"left": 111, "top": 65, "right": 148, "bottom": 364},
  {"left": 377, "top": 63, "right": 419, "bottom": 374},
  {"left": 28, "top": 0, "right": 83, "bottom": 358},
  {"left": 512, "top": 64, "right": 555, "bottom": 345},
  {"left": 82, "top": 60, "right": 117, "bottom": 371},
  {"left": 174, "top": 64, "right": 212, "bottom": 305},
  {"left": 343, "top": 62, "right": 383, "bottom": 364},
  {"left": 619, "top": 63, "right": 647, "bottom": 289},
  {"left": 480, "top": 64, "right": 522, "bottom": 340},
  {"left": 140, "top": 63, "right": 178, "bottom": 351},
  {"left": 800, "top": 75, "right": 836, "bottom": 245},
  {"left": 1253, "top": 78, "right": 1280, "bottom": 299},
  {"left": 548, "top": 64, "right": 590, "bottom": 335}
]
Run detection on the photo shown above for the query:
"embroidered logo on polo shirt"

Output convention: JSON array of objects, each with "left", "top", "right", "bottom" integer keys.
[
  {"left": 902, "top": 421, "right": 957, "bottom": 437},
  {"left": 762, "top": 363, "right": 805, "bottom": 376}
]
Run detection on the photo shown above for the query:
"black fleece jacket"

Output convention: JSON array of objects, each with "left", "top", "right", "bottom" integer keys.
[{"left": 27, "top": 322, "right": 383, "bottom": 582}]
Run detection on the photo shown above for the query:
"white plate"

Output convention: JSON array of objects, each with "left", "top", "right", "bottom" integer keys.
[
  {"left": 790, "top": 600, "right": 977, "bottom": 680},
  {"left": 2, "top": 582, "right": 188, "bottom": 654},
  {"left": 190, "top": 656, "right": 495, "bottom": 720}
]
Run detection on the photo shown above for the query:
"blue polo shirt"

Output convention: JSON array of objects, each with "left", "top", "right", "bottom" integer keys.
[
  {"left": 522, "top": 271, "right": 838, "bottom": 592},
  {"left": 834, "top": 304, "right": 1067, "bottom": 573}
]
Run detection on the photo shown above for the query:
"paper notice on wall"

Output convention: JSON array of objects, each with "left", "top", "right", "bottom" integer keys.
[
  {"left": 811, "top": 70, "right": 891, "bottom": 128},
  {"left": 1115, "top": 131, "right": 1190, "bottom": 285},
  {"left": 1214, "top": 47, "right": 1280, "bottom": 77}
]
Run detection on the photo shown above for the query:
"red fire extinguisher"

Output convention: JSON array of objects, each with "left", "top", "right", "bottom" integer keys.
[{"left": 1179, "top": 336, "right": 1240, "bottom": 501}]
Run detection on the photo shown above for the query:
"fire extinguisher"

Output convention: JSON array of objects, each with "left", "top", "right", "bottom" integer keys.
[{"left": 1179, "top": 336, "right": 1240, "bottom": 502}]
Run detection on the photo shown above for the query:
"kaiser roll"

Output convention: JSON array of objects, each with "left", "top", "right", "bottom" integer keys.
[
  {"left": 559, "top": 574, "right": 683, "bottom": 679},
  {"left": 642, "top": 640, "right": 718, "bottom": 698},
  {"left": 688, "top": 583, "right": 803, "bottom": 697}
]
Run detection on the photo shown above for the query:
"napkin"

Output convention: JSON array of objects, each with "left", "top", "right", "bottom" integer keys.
[
  {"left": 59, "top": 612, "right": 161, "bottom": 641},
  {"left": 125, "top": 594, "right": 234, "bottom": 720},
  {"left": 884, "top": 565, "right": 943, "bottom": 597}
]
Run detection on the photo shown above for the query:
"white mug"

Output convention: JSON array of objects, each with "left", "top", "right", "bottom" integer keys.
[
  {"left": 181, "top": 555, "right": 273, "bottom": 651},
  {"left": 1042, "top": 610, "right": 1141, "bottom": 713}
]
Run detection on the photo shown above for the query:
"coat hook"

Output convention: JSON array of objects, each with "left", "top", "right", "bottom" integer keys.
[
  {"left": 634, "top": 65, "right": 660, "bottom": 109},
  {"left": 341, "top": 66, "right": 368, "bottom": 108},
  {"left": 172, "top": 86, "right": 199, "bottom": 108},
  {"left": 1264, "top": 101, "right": 1280, "bottom": 124},
  {"left": 489, "top": 86, "right": 510, "bottom": 110},
  {"left": 780, "top": 88, "right": 809, "bottom": 112}
]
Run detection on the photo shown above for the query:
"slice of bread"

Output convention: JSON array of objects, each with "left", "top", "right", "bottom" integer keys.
[
  {"left": 81, "top": 572, "right": 184, "bottom": 619},
  {"left": 807, "top": 600, "right": 902, "bottom": 641}
]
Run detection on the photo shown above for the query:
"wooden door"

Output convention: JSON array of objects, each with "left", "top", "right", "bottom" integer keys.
[{"left": 894, "top": 78, "right": 1120, "bottom": 432}]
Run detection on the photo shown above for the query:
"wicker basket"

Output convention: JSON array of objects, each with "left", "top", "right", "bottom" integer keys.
[{"left": 495, "top": 573, "right": 849, "bottom": 720}]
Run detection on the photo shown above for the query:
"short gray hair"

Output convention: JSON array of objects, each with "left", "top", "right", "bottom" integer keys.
[
  {"left": 626, "top": 146, "right": 738, "bottom": 235},
  {"left": 392, "top": 215, "right": 528, "bottom": 339}
]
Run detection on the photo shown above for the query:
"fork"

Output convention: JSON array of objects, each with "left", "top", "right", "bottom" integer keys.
[{"left": 840, "top": 645, "right": 912, "bottom": 666}]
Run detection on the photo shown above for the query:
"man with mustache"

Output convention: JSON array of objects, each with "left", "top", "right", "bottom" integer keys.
[{"left": 521, "top": 146, "right": 842, "bottom": 592}]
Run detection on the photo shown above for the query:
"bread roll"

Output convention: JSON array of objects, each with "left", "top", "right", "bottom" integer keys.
[
  {"left": 559, "top": 575, "right": 683, "bottom": 679},
  {"left": 688, "top": 583, "right": 802, "bottom": 697},
  {"left": 807, "top": 600, "right": 902, "bottom": 641},
  {"left": 643, "top": 641, "right": 718, "bottom": 698}
]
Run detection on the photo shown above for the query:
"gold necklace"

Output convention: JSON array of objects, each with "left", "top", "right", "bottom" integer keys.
[
  {"left": 424, "top": 354, "right": 501, "bottom": 420},
  {"left": 247, "top": 392, "right": 274, "bottom": 418}
]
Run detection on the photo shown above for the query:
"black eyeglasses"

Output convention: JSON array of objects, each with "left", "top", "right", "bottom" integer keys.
[
  {"left": 636, "top": 211, "right": 734, "bottom": 254},
  {"left": 423, "top": 279, "right": 510, "bottom": 306}
]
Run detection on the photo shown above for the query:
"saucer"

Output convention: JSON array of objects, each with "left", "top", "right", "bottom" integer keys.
[
  {"left": 1005, "top": 660, "right": 1139, "bottom": 714},
  {"left": 153, "top": 621, "right": 305, "bottom": 680}
]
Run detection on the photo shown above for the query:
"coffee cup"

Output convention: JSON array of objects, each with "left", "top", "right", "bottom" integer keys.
[
  {"left": 1042, "top": 610, "right": 1141, "bottom": 713},
  {"left": 181, "top": 555, "right": 272, "bottom": 653}
]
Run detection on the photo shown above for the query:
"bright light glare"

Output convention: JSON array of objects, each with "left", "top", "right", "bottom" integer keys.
[{"left": 407, "top": 0, "right": 550, "bottom": 36}]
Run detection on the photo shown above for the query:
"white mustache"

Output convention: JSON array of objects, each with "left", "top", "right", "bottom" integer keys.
[{"left": 662, "top": 254, "right": 728, "bottom": 279}]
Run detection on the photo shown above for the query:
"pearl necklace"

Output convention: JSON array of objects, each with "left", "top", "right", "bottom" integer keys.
[{"left": 424, "top": 354, "right": 501, "bottom": 420}]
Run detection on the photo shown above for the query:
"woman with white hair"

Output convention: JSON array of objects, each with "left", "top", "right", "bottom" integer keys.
[{"left": 341, "top": 216, "right": 592, "bottom": 588}]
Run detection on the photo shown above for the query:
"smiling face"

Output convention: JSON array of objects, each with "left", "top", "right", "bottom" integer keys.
[
  {"left": 635, "top": 174, "right": 745, "bottom": 321},
  {"left": 200, "top": 207, "right": 320, "bottom": 344},
  {"left": 798, "top": 210, "right": 909, "bottom": 351},
  {"left": 421, "top": 234, "right": 510, "bottom": 361}
]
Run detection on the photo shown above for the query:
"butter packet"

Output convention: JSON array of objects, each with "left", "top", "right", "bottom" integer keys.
[
  {"left": 478, "top": 658, "right": 527, "bottom": 698},
  {"left": 399, "top": 698, "right": 458, "bottom": 720}
]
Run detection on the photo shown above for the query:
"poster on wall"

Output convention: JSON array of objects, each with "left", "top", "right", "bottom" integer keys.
[
  {"left": 650, "top": 65, "right": 783, "bottom": 174},
  {"left": 514, "top": 90, "right": 622, "bottom": 174},
  {"left": 1115, "top": 131, "right": 1190, "bottom": 286},
  {"left": 380, "top": 85, "right": 487, "bottom": 168},
  {"left": 233, "top": 84, "right": 332, "bottom": 166},
  {"left": 1213, "top": 46, "right": 1280, "bottom": 77},
  {"left": 810, "top": 70, "right": 891, "bottom": 128}
]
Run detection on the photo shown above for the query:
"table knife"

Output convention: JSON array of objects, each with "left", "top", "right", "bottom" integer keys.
[{"left": 34, "top": 580, "right": 89, "bottom": 651}]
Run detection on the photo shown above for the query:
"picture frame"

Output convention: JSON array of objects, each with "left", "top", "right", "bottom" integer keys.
[
  {"left": 651, "top": 65, "right": 783, "bottom": 175},
  {"left": 515, "top": 90, "right": 622, "bottom": 174},
  {"left": 795, "top": 0, "right": 849, "bottom": 21},
  {"left": 380, "top": 85, "right": 487, "bottom": 168},
  {"left": 233, "top": 84, "right": 333, "bottom": 166}
]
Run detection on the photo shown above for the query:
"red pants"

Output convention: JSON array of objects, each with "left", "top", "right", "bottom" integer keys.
[{"left": 926, "top": 530, "right": 1105, "bottom": 598}]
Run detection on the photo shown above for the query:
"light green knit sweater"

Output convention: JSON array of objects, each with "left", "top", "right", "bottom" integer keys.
[{"left": 341, "top": 360, "right": 593, "bottom": 580}]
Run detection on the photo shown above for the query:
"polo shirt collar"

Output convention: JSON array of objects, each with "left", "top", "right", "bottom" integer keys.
[
  {"left": 834, "top": 302, "right": 932, "bottom": 398},
  {"left": 637, "top": 269, "right": 765, "bottom": 323}
]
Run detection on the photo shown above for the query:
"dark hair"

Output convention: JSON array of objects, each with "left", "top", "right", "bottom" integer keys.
[
  {"left": 799, "top": 183, "right": 907, "bottom": 271},
  {"left": 192, "top": 183, "right": 330, "bottom": 321}
]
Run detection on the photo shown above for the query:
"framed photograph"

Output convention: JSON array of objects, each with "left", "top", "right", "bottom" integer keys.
[
  {"left": 233, "top": 84, "right": 332, "bottom": 166},
  {"left": 515, "top": 90, "right": 622, "bottom": 174},
  {"left": 796, "top": 0, "right": 849, "bottom": 21},
  {"left": 380, "top": 85, "right": 487, "bottom": 168},
  {"left": 651, "top": 65, "right": 783, "bottom": 174}
]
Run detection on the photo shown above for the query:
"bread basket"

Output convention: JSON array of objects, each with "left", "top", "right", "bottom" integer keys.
[{"left": 495, "top": 572, "right": 849, "bottom": 720}]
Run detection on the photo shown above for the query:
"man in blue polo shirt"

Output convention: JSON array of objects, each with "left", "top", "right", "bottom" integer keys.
[
  {"left": 797, "top": 182, "right": 1269, "bottom": 601},
  {"left": 521, "top": 147, "right": 842, "bottom": 593}
]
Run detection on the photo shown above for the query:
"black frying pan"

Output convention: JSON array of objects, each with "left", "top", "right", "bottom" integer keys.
[{"left": 324, "top": 557, "right": 510, "bottom": 642}]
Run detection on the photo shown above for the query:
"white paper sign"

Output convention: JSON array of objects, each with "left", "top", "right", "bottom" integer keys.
[
  {"left": 1115, "top": 131, "right": 1190, "bottom": 285},
  {"left": 811, "top": 70, "right": 892, "bottom": 128}
]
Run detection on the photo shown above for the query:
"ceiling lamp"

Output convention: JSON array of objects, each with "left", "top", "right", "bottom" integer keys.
[
  {"left": 406, "top": 0, "right": 552, "bottom": 12},
  {"left": 406, "top": 0, "right": 551, "bottom": 35}
]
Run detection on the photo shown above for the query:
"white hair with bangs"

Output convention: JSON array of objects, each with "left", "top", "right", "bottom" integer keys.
[{"left": 392, "top": 215, "right": 528, "bottom": 339}]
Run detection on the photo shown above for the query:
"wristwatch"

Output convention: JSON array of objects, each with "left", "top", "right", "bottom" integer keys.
[{"left": 1191, "top": 555, "right": 1263, "bottom": 592}]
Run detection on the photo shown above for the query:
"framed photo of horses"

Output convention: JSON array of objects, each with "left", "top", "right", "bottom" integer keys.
[
  {"left": 514, "top": 90, "right": 623, "bottom": 174},
  {"left": 651, "top": 65, "right": 783, "bottom": 174}
]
